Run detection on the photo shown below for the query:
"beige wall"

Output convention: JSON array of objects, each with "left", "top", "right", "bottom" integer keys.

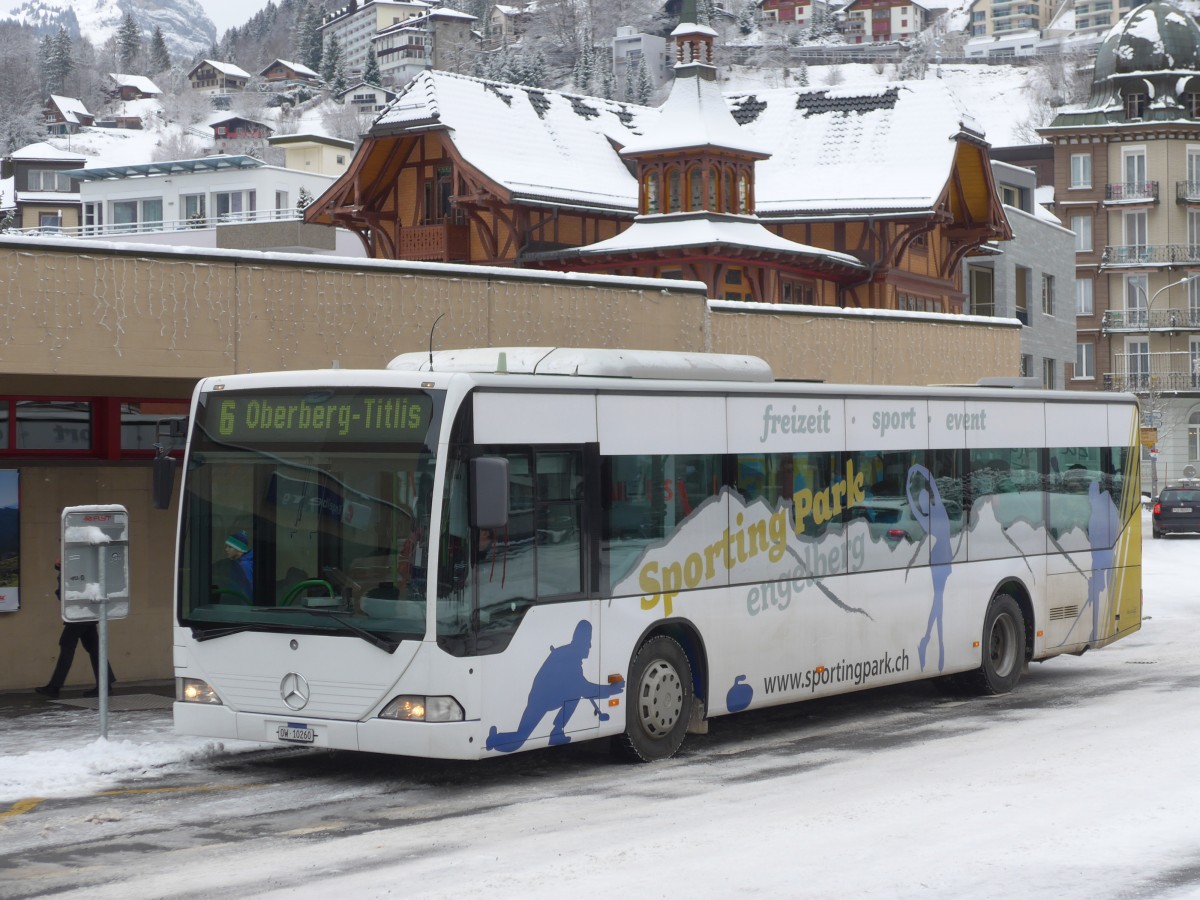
[
  {"left": 9, "top": 466, "right": 179, "bottom": 691},
  {"left": 0, "top": 237, "right": 1020, "bottom": 690}
]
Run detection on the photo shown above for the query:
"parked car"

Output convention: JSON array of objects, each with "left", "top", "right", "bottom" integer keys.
[
  {"left": 1151, "top": 481, "right": 1200, "bottom": 538},
  {"left": 847, "top": 497, "right": 963, "bottom": 544}
]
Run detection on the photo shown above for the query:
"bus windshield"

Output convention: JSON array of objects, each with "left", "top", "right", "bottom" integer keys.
[{"left": 179, "top": 387, "right": 443, "bottom": 646}]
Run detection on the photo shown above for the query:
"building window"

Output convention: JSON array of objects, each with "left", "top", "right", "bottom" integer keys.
[
  {"left": 1020, "top": 354, "right": 1032, "bottom": 378},
  {"left": 1043, "top": 358, "right": 1056, "bottom": 390},
  {"left": 1076, "top": 277, "right": 1093, "bottom": 316},
  {"left": 215, "top": 190, "right": 256, "bottom": 220},
  {"left": 83, "top": 202, "right": 102, "bottom": 234},
  {"left": 1015, "top": 265, "right": 1031, "bottom": 325},
  {"left": 668, "top": 168, "right": 682, "bottom": 213},
  {"left": 112, "top": 198, "right": 164, "bottom": 232},
  {"left": 969, "top": 266, "right": 995, "bottom": 316},
  {"left": 1071, "top": 214, "right": 1092, "bottom": 252},
  {"left": 37, "top": 211, "right": 62, "bottom": 231},
  {"left": 1000, "top": 185, "right": 1019, "bottom": 207},
  {"left": 1042, "top": 273, "right": 1055, "bottom": 316},
  {"left": 781, "top": 280, "right": 815, "bottom": 304},
  {"left": 275, "top": 190, "right": 289, "bottom": 211},
  {"left": 1126, "top": 273, "right": 1149, "bottom": 327},
  {"left": 1126, "top": 92, "right": 1147, "bottom": 118},
  {"left": 27, "top": 169, "right": 73, "bottom": 191},
  {"left": 688, "top": 166, "right": 703, "bottom": 211},
  {"left": 182, "top": 193, "right": 206, "bottom": 222},
  {"left": 644, "top": 171, "right": 660, "bottom": 214},
  {"left": 1189, "top": 411, "right": 1200, "bottom": 460},
  {"left": 8, "top": 400, "right": 91, "bottom": 451},
  {"left": 1125, "top": 337, "right": 1150, "bottom": 390},
  {"left": 1070, "top": 152, "right": 1092, "bottom": 188},
  {"left": 1075, "top": 343, "right": 1094, "bottom": 380}
]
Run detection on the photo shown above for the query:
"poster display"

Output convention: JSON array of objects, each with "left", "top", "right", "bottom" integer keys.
[{"left": 0, "top": 470, "right": 18, "bottom": 612}]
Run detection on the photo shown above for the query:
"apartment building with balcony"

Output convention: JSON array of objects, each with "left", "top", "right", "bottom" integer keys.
[
  {"left": 965, "top": 160, "right": 1077, "bottom": 388},
  {"left": 1041, "top": 0, "right": 1200, "bottom": 491},
  {"left": 319, "top": 0, "right": 433, "bottom": 82}
]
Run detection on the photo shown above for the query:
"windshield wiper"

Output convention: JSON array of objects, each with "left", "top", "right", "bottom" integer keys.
[
  {"left": 193, "top": 624, "right": 257, "bottom": 642},
  {"left": 260, "top": 607, "right": 401, "bottom": 653}
]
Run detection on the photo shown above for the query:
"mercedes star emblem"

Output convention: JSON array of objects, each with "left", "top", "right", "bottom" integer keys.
[{"left": 280, "top": 672, "right": 310, "bottom": 710}]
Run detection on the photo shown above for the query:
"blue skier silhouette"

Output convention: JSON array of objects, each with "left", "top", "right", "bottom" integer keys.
[
  {"left": 485, "top": 620, "right": 624, "bottom": 752},
  {"left": 1084, "top": 480, "right": 1119, "bottom": 642},
  {"left": 907, "top": 464, "right": 953, "bottom": 672}
]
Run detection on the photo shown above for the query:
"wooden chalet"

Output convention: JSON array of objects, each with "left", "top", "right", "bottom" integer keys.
[
  {"left": 43, "top": 95, "right": 94, "bottom": 135},
  {"left": 307, "top": 2, "right": 1009, "bottom": 310},
  {"left": 258, "top": 59, "right": 321, "bottom": 86},
  {"left": 210, "top": 116, "right": 274, "bottom": 140},
  {"left": 188, "top": 60, "right": 251, "bottom": 94}
]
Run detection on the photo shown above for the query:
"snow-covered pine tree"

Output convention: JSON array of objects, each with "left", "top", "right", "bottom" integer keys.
[
  {"left": 148, "top": 26, "right": 171, "bottom": 74},
  {"left": 117, "top": 10, "right": 141, "bottom": 73},
  {"left": 364, "top": 46, "right": 381, "bottom": 86}
]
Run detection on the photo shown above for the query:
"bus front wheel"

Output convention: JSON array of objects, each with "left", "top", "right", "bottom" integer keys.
[
  {"left": 963, "top": 593, "right": 1026, "bottom": 695},
  {"left": 612, "top": 635, "right": 694, "bottom": 763}
]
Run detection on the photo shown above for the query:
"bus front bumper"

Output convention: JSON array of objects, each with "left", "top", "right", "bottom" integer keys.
[{"left": 173, "top": 702, "right": 485, "bottom": 760}]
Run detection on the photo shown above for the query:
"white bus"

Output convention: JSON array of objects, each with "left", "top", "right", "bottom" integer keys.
[{"left": 169, "top": 348, "right": 1143, "bottom": 761}]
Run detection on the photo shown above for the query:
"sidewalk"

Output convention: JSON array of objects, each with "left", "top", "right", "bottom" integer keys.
[{"left": 0, "top": 680, "right": 175, "bottom": 719}]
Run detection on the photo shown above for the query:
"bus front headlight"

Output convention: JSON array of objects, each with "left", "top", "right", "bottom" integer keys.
[
  {"left": 177, "top": 677, "right": 223, "bottom": 704},
  {"left": 380, "top": 695, "right": 464, "bottom": 722}
]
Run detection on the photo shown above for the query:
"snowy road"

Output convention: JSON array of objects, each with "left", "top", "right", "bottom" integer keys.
[{"left": 1, "top": 515, "right": 1198, "bottom": 899}]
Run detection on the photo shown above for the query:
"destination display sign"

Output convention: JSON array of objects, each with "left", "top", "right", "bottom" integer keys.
[{"left": 204, "top": 391, "right": 435, "bottom": 443}]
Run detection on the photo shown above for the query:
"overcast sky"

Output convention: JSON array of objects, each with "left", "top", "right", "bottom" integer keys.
[{"left": 204, "top": 0, "right": 273, "bottom": 34}]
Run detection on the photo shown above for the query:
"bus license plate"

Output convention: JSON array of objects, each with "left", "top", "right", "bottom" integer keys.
[{"left": 277, "top": 724, "right": 315, "bottom": 743}]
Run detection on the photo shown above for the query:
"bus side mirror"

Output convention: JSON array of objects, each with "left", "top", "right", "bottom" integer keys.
[
  {"left": 470, "top": 457, "right": 509, "bottom": 530},
  {"left": 151, "top": 417, "right": 186, "bottom": 510},
  {"left": 152, "top": 454, "right": 176, "bottom": 510}
]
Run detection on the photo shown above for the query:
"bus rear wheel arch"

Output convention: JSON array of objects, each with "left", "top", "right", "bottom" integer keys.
[{"left": 612, "top": 634, "right": 695, "bottom": 762}]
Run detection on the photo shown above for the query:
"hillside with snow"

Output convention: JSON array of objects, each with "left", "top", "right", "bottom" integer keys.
[{"left": 0, "top": 0, "right": 215, "bottom": 58}]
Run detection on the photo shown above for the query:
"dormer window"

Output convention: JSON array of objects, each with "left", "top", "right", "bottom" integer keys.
[
  {"left": 668, "top": 168, "right": 682, "bottom": 212},
  {"left": 1188, "top": 92, "right": 1200, "bottom": 117},
  {"left": 738, "top": 172, "right": 751, "bottom": 214},
  {"left": 1126, "top": 92, "right": 1147, "bottom": 119},
  {"left": 644, "top": 171, "right": 660, "bottom": 214}
]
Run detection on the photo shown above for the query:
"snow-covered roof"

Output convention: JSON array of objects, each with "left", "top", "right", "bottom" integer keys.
[
  {"left": 109, "top": 74, "right": 162, "bottom": 95},
  {"left": 6, "top": 141, "right": 86, "bottom": 162},
  {"left": 374, "top": 71, "right": 657, "bottom": 211},
  {"left": 370, "top": 71, "right": 983, "bottom": 218},
  {"left": 732, "top": 82, "right": 982, "bottom": 215},
  {"left": 261, "top": 59, "right": 320, "bottom": 79},
  {"left": 620, "top": 71, "right": 769, "bottom": 158},
  {"left": 14, "top": 191, "right": 80, "bottom": 203},
  {"left": 49, "top": 95, "right": 92, "bottom": 124},
  {"left": 556, "top": 213, "right": 867, "bottom": 269},
  {"left": 428, "top": 7, "right": 477, "bottom": 21},
  {"left": 192, "top": 60, "right": 252, "bottom": 79}
]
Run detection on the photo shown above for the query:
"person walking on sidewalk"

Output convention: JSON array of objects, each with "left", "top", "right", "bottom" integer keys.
[{"left": 35, "top": 560, "right": 116, "bottom": 699}]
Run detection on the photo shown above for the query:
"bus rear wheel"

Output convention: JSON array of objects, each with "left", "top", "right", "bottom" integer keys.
[
  {"left": 961, "top": 593, "right": 1026, "bottom": 695},
  {"left": 612, "top": 635, "right": 693, "bottom": 762}
]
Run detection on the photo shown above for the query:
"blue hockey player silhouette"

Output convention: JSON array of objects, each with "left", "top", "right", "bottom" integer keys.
[
  {"left": 907, "top": 464, "right": 953, "bottom": 672},
  {"left": 486, "top": 620, "right": 624, "bottom": 752},
  {"left": 1084, "top": 480, "right": 1119, "bottom": 642}
]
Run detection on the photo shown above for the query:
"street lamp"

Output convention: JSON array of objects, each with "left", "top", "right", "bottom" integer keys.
[{"left": 1132, "top": 271, "right": 1200, "bottom": 498}]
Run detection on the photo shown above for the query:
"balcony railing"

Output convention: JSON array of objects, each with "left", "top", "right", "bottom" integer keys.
[
  {"left": 1106, "top": 351, "right": 1200, "bottom": 392},
  {"left": 1177, "top": 181, "right": 1200, "bottom": 203},
  {"left": 13, "top": 208, "right": 303, "bottom": 238},
  {"left": 1102, "top": 308, "right": 1200, "bottom": 331},
  {"left": 398, "top": 221, "right": 471, "bottom": 262},
  {"left": 1105, "top": 180, "right": 1158, "bottom": 203},
  {"left": 1101, "top": 244, "right": 1200, "bottom": 266}
]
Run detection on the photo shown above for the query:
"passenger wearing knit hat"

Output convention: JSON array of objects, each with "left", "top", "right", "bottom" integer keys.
[
  {"left": 221, "top": 530, "right": 254, "bottom": 596},
  {"left": 225, "top": 531, "right": 250, "bottom": 555}
]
